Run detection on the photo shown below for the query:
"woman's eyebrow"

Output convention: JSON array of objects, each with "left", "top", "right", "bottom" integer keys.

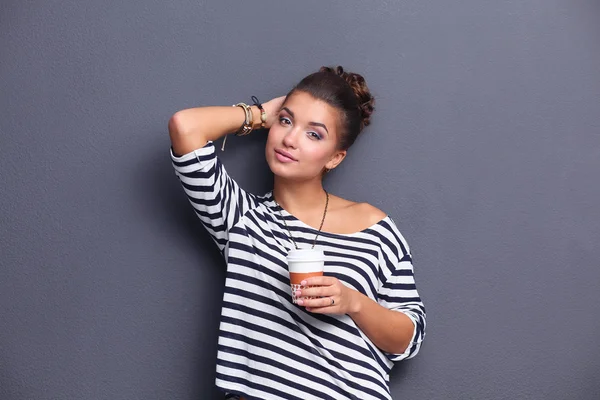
[
  {"left": 309, "top": 122, "right": 328, "bottom": 134},
  {"left": 282, "top": 107, "right": 329, "bottom": 135},
  {"left": 282, "top": 107, "right": 294, "bottom": 117}
]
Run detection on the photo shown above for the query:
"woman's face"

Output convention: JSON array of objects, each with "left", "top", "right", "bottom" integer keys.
[{"left": 265, "top": 91, "right": 346, "bottom": 181}]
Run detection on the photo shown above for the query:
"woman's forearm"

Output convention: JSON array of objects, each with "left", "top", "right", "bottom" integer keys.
[
  {"left": 348, "top": 292, "right": 415, "bottom": 354},
  {"left": 168, "top": 105, "right": 262, "bottom": 155}
]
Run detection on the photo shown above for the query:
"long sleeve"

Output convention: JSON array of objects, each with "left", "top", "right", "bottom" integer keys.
[
  {"left": 376, "top": 219, "right": 427, "bottom": 361},
  {"left": 170, "top": 141, "right": 257, "bottom": 255}
]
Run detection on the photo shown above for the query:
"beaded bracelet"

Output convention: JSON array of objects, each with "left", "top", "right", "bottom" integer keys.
[{"left": 251, "top": 96, "right": 267, "bottom": 128}]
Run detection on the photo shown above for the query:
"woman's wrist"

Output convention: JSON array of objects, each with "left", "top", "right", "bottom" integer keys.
[
  {"left": 250, "top": 105, "right": 263, "bottom": 130},
  {"left": 346, "top": 289, "right": 365, "bottom": 317}
]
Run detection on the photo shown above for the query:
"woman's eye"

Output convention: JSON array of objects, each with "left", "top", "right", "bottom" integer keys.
[
  {"left": 279, "top": 117, "right": 291, "bottom": 126},
  {"left": 308, "top": 131, "right": 322, "bottom": 140}
]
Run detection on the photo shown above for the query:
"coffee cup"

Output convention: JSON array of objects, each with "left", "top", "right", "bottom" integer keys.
[{"left": 287, "top": 249, "right": 325, "bottom": 304}]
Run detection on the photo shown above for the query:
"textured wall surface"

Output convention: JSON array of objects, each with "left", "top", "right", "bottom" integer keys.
[{"left": 1, "top": 1, "right": 599, "bottom": 399}]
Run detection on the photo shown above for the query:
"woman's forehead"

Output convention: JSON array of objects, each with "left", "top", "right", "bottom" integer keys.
[{"left": 283, "top": 92, "right": 339, "bottom": 125}]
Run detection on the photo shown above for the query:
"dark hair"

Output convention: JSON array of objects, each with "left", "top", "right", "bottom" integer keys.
[{"left": 287, "top": 66, "right": 375, "bottom": 150}]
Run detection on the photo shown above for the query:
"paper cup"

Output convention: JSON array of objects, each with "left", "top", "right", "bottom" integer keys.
[{"left": 287, "top": 249, "right": 325, "bottom": 304}]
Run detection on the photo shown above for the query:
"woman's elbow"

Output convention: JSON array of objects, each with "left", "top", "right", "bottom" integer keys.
[{"left": 168, "top": 110, "right": 187, "bottom": 138}]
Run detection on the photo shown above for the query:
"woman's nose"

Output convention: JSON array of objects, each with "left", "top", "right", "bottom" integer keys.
[{"left": 282, "top": 128, "right": 300, "bottom": 148}]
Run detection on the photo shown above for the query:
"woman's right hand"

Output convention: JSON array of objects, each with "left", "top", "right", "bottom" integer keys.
[{"left": 262, "top": 96, "right": 286, "bottom": 129}]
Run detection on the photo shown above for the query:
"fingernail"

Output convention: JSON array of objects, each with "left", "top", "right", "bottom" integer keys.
[
  {"left": 301, "top": 280, "right": 307, "bottom": 286},
  {"left": 297, "top": 299, "right": 304, "bottom": 306},
  {"left": 295, "top": 290, "right": 302, "bottom": 296}
]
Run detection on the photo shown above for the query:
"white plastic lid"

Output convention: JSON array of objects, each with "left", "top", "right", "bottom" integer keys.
[{"left": 286, "top": 248, "right": 325, "bottom": 263}]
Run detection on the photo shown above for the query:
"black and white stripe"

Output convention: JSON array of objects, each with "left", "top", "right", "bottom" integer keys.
[{"left": 172, "top": 141, "right": 426, "bottom": 400}]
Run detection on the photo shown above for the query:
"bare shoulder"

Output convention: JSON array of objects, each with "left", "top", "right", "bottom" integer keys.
[
  {"left": 327, "top": 195, "right": 387, "bottom": 233},
  {"left": 349, "top": 202, "right": 387, "bottom": 224}
]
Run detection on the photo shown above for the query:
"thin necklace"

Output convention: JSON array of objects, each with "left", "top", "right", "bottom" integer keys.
[{"left": 274, "top": 190, "right": 329, "bottom": 250}]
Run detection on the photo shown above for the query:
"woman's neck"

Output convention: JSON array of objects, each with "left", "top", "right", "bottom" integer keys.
[{"left": 272, "top": 176, "right": 328, "bottom": 216}]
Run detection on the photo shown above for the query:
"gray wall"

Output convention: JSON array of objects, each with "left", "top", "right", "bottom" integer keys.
[{"left": 1, "top": 1, "right": 599, "bottom": 399}]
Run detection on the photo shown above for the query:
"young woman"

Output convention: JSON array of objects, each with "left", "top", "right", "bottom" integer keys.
[{"left": 169, "top": 66, "right": 426, "bottom": 400}]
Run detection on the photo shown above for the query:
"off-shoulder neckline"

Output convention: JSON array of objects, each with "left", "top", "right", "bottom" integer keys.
[{"left": 262, "top": 191, "right": 390, "bottom": 238}]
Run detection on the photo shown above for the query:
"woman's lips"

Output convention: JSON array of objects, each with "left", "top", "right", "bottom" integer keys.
[{"left": 275, "top": 149, "right": 297, "bottom": 163}]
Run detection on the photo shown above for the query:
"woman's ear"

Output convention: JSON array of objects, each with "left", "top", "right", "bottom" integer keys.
[{"left": 326, "top": 149, "right": 347, "bottom": 171}]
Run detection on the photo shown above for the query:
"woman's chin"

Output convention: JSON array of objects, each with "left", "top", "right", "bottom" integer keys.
[
  {"left": 270, "top": 167, "right": 321, "bottom": 182},
  {"left": 267, "top": 157, "right": 322, "bottom": 181},
  {"left": 268, "top": 164, "right": 297, "bottom": 179}
]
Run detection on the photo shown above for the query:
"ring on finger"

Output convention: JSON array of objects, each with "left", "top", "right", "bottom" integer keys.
[{"left": 330, "top": 297, "right": 335, "bottom": 306}]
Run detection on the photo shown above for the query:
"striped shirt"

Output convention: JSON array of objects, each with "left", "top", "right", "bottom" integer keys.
[{"left": 171, "top": 141, "right": 426, "bottom": 400}]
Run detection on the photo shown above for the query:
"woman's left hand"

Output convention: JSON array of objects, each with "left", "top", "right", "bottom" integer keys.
[
  {"left": 296, "top": 276, "right": 361, "bottom": 315},
  {"left": 262, "top": 96, "right": 286, "bottom": 129}
]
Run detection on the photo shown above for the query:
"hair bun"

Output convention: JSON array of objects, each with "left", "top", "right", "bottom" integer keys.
[{"left": 319, "top": 65, "right": 375, "bottom": 131}]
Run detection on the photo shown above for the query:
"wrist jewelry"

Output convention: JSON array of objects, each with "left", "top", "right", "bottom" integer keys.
[
  {"left": 251, "top": 96, "right": 267, "bottom": 129},
  {"left": 221, "top": 99, "right": 264, "bottom": 151},
  {"left": 222, "top": 102, "right": 252, "bottom": 151},
  {"left": 233, "top": 102, "right": 253, "bottom": 136}
]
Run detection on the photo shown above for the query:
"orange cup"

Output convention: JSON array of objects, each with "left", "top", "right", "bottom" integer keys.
[{"left": 287, "top": 249, "right": 325, "bottom": 304}]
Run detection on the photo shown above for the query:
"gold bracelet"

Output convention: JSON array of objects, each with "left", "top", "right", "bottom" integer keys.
[
  {"left": 233, "top": 102, "right": 253, "bottom": 136},
  {"left": 222, "top": 102, "right": 254, "bottom": 152}
]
